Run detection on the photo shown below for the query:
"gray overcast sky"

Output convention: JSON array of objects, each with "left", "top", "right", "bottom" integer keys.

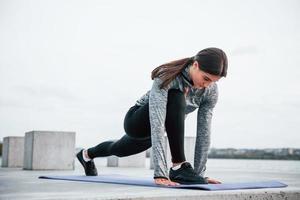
[{"left": 0, "top": 0, "right": 299, "bottom": 149}]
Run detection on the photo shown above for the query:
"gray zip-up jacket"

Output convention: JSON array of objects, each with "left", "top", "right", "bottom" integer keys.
[{"left": 135, "top": 64, "right": 218, "bottom": 179}]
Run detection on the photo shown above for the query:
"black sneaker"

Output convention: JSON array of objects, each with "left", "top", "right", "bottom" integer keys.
[
  {"left": 169, "top": 162, "right": 208, "bottom": 184},
  {"left": 76, "top": 149, "right": 98, "bottom": 176}
]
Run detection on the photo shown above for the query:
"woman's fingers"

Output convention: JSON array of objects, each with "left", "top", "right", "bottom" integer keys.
[
  {"left": 154, "top": 178, "right": 180, "bottom": 186},
  {"left": 155, "top": 177, "right": 222, "bottom": 185},
  {"left": 207, "top": 178, "right": 222, "bottom": 184}
]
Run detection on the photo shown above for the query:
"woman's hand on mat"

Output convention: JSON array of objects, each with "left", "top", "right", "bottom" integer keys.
[
  {"left": 206, "top": 177, "right": 222, "bottom": 184},
  {"left": 154, "top": 178, "right": 180, "bottom": 186}
]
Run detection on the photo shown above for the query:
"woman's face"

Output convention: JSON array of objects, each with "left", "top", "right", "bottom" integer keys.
[{"left": 189, "top": 61, "right": 222, "bottom": 89}]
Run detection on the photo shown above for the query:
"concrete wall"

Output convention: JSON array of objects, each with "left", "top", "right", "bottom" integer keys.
[
  {"left": 107, "top": 151, "right": 146, "bottom": 167},
  {"left": 1, "top": 136, "right": 24, "bottom": 167},
  {"left": 23, "top": 131, "right": 76, "bottom": 170},
  {"left": 150, "top": 136, "right": 196, "bottom": 169}
]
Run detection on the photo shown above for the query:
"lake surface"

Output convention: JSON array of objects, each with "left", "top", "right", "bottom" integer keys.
[{"left": 206, "top": 158, "right": 300, "bottom": 174}]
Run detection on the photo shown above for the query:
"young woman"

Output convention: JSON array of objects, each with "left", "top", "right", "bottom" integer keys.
[{"left": 77, "top": 47, "right": 228, "bottom": 186}]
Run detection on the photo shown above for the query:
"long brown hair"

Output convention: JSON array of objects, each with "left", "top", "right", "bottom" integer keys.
[{"left": 151, "top": 47, "right": 228, "bottom": 89}]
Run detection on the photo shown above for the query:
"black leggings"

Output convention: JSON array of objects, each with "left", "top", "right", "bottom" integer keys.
[{"left": 87, "top": 89, "right": 186, "bottom": 163}]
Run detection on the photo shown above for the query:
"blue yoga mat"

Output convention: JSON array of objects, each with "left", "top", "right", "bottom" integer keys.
[{"left": 39, "top": 174, "right": 287, "bottom": 191}]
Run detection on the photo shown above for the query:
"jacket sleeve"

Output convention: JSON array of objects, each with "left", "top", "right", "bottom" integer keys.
[
  {"left": 194, "top": 83, "right": 218, "bottom": 177},
  {"left": 149, "top": 77, "right": 173, "bottom": 179}
]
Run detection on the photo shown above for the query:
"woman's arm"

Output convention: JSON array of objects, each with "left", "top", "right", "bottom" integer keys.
[
  {"left": 149, "top": 77, "right": 173, "bottom": 179},
  {"left": 194, "top": 83, "right": 218, "bottom": 177}
]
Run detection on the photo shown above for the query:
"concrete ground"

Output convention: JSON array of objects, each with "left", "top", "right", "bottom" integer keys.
[{"left": 0, "top": 158, "right": 300, "bottom": 200}]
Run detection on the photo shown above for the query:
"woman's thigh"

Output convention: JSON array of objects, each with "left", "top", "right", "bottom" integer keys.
[{"left": 123, "top": 103, "right": 151, "bottom": 139}]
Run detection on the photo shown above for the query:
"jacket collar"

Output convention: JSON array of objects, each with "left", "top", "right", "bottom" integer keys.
[{"left": 180, "top": 64, "right": 194, "bottom": 87}]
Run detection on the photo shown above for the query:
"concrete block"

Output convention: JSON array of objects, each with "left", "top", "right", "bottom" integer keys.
[
  {"left": 107, "top": 151, "right": 146, "bottom": 167},
  {"left": 146, "top": 148, "right": 151, "bottom": 158},
  {"left": 1, "top": 136, "right": 24, "bottom": 167},
  {"left": 181, "top": 136, "right": 197, "bottom": 166},
  {"left": 150, "top": 136, "right": 196, "bottom": 169},
  {"left": 23, "top": 130, "right": 76, "bottom": 170}
]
